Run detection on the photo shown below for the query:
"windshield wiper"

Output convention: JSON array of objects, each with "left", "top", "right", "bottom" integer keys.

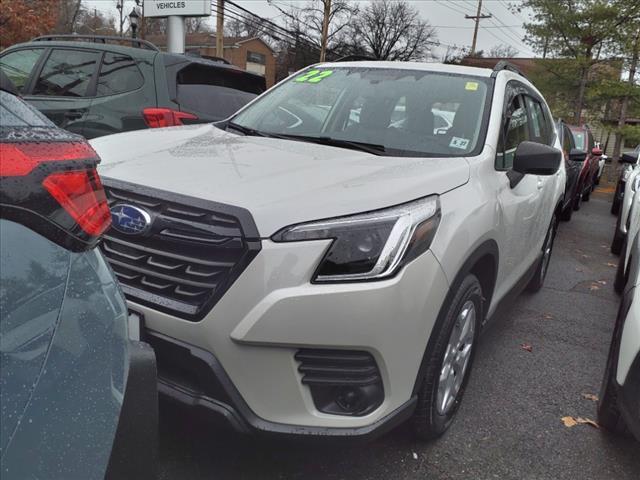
[
  {"left": 225, "top": 121, "right": 266, "bottom": 137},
  {"left": 271, "top": 134, "right": 387, "bottom": 156}
]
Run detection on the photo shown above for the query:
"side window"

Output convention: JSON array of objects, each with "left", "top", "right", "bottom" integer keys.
[
  {"left": 32, "top": 49, "right": 100, "bottom": 97},
  {"left": 496, "top": 95, "right": 529, "bottom": 170},
  {"left": 525, "top": 96, "right": 547, "bottom": 144},
  {"left": 96, "top": 52, "right": 144, "bottom": 96},
  {"left": 0, "top": 49, "right": 44, "bottom": 93},
  {"left": 562, "top": 125, "right": 575, "bottom": 154}
]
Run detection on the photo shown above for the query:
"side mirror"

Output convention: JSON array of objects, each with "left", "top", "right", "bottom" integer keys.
[
  {"left": 621, "top": 153, "right": 638, "bottom": 164},
  {"left": 569, "top": 148, "right": 587, "bottom": 162},
  {"left": 513, "top": 141, "right": 562, "bottom": 175},
  {"left": 591, "top": 147, "right": 603, "bottom": 156}
]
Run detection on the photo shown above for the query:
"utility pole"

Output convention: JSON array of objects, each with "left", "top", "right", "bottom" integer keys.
[
  {"left": 319, "top": 0, "right": 331, "bottom": 62},
  {"left": 465, "top": 0, "right": 492, "bottom": 56},
  {"left": 216, "top": 0, "right": 225, "bottom": 58}
]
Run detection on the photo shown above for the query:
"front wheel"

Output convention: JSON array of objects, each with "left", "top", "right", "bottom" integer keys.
[
  {"left": 611, "top": 214, "right": 625, "bottom": 255},
  {"left": 527, "top": 214, "right": 557, "bottom": 292},
  {"left": 411, "top": 274, "right": 482, "bottom": 440}
]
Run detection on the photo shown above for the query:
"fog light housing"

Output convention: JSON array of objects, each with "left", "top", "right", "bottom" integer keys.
[{"left": 295, "top": 349, "right": 384, "bottom": 416}]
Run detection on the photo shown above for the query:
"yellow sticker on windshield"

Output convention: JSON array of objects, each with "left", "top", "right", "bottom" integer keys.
[{"left": 465, "top": 82, "right": 479, "bottom": 91}]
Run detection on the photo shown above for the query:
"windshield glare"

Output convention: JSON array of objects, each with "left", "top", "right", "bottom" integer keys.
[{"left": 231, "top": 67, "right": 490, "bottom": 157}]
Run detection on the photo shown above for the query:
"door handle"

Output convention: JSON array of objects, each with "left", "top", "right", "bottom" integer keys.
[{"left": 64, "top": 110, "right": 83, "bottom": 120}]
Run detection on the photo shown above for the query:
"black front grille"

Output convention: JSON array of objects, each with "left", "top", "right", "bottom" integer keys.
[{"left": 101, "top": 179, "right": 260, "bottom": 321}]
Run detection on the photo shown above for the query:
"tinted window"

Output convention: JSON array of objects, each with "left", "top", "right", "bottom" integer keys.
[
  {"left": 33, "top": 49, "right": 100, "bottom": 97},
  {"left": 96, "top": 52, "right": 144, "bottom": 96},
  {"left": 562, "top": 125, "right": 575, "bottom": 154},
  {"left": 0, "top": 90, "right": 53, "bottom": 127},
  {"left": 177, "top": 84, "right": 257, "bottom": 120},
  {"left": 0, "top": 49, "right": 43, "bottom": 93},
  {"left": 496, "top": 95, "right": 529, "bottom": 169}
]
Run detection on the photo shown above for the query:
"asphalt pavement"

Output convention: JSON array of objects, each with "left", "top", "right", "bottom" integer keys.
[{"left": 158, "top": 187, "right": 640, "bottom": 480}]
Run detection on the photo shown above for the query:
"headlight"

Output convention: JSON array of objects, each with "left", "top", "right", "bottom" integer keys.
[
  {"left": 272, "top": 196, "right": 440, "bottom": 282},
  {"left": 623, "top": 166, "right": 633, "bottom": 182}
]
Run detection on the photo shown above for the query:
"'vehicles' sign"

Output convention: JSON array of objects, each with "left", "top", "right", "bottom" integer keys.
[{"left": 144, "top": 0, "right": 211, "bottom": 18}]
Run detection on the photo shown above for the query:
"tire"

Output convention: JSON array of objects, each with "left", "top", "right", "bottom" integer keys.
[
  {"left": 598, "top": 321, "right": 631, "bottom": 436},
  {"left": 611, "top": 214, "right": 625, "bottom": 255},
  {"left": 559, "top": 201, "right": 573, "bottom": 222},
  {"left": 613, "top": 250, "right": 627, "bottom": 294},
  {"left": 526, "top": 214, "right": 557, "bottom": 293},
  {"left": 411, "top": 274, "right": 482, "bottom": 441},
  {"left": 611, "top": 184, "right": 622, "bottom": 215},
  {"left": 573, "top": 188, "right": 582, "bottom": 211}
]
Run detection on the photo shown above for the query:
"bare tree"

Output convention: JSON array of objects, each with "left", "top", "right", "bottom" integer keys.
[
  {"left": 225, "top": 17, "right": 268, "bottom": 39},
  {"left": 486, "top": 44, "right": 519, "bottom": 58},
  {"left": 271, "top": 0, "right": 358, "bottom": 59},
  {"left": 352, "top": 0, "right": 437, "bottom": 61},
  {"left": 54, "top": 0, "right": 83, "bottom": 33}
]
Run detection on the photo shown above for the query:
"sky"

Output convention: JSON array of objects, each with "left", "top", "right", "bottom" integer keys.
[{"left": 84, "top": 0, "right": 537, "bottom": 59}]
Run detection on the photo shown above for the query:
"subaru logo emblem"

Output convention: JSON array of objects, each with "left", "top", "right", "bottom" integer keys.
[{"left": 110, "top": 204, "right": 151, "bottom": 235}]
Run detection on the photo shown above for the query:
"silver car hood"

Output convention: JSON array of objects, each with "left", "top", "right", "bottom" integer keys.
[{"left": 92, "top": 124, "right": 470, "bottom": 236}]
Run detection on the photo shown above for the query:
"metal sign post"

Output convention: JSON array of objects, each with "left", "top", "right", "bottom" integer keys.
[{"left": 144, "top": 0, "right": 211, "bottom": 54}]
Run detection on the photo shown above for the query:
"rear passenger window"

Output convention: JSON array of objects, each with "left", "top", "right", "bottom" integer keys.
[
  {"left": 496, "top": 95, "right": 529, "bottom": 170},
  {"left": 33, "top": 49, "right": 100, "bottom": 97},
  {"left": 0, "top": 48, "right": 43, "bottom": 93},
  {"left": 96, "top": 53, "right": 144, "bottom": 96}
]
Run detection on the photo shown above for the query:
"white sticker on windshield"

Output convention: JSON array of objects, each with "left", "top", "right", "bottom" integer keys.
[{"left": 450, "top": 137, "right": 470, "bottom": 149}]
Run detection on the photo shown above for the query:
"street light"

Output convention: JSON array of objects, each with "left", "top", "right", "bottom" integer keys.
[{"left": 129, "top": 8, "right": 140, "bottom": 39}]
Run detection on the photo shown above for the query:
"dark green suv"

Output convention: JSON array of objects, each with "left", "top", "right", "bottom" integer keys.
[{"left": 0, "top": 35, "right": 265, "bottom": 139}]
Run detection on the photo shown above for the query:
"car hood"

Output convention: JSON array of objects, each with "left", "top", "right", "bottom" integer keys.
[{"left": 92, "top": 124, "right": 470, "bottom": 236}]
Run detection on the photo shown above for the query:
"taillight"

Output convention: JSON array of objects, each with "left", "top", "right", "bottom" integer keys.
[
  {"left": 0, "top": 141, "right": 111, "bottom": 238},
  {"left": 43, "top": 170, "right": 111, "bottom": 236},
  {"left": 142, "top": 108, "right": 198, "bottom": 128}
]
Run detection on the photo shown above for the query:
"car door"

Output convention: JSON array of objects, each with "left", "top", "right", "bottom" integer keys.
[
  {"left": 524, "top": 94, "right": 558, "bottom": 232},
  {"left": 495, "top": 86, "right": 545, "bottom": 291},
  {"left": 22, "top": 48, "right": 101, "bottom": 136}
]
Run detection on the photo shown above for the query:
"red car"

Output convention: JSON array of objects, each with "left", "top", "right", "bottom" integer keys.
[{"left": 568, "top": 124, "right": 603, "bottom": 208}]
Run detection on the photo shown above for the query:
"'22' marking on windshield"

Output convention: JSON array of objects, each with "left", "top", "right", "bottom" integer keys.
[{"left": 295, "top": 70, "right": 334, "bottom": 83}]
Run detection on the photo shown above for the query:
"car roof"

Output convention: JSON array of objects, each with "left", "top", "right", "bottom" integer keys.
[
  {"left": 316, "top": 61, "right": 494, "bottom": 78},
  {"left": 5, "top": 39, "right": 159, "bottom": 59}
]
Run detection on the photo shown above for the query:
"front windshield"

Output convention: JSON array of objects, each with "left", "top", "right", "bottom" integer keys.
[{"left": 230, "top": 67, "right": 490, "bottom": 157}]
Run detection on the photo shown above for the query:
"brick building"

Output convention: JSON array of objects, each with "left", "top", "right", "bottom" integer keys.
[{"left": 146, "top": 34, "right": 277, "bottom": 88}]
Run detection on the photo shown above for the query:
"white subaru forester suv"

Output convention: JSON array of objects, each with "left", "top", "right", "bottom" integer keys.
[{"left": 92, "top": 61, "right": 565, "bottom": 440}]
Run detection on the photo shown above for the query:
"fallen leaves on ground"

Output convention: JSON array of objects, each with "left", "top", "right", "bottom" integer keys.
[
  {"left": 581, "top": 393, "right": 599, "bottom": 402},
  {"left": 561, "top": 416, "right": 600, "bottom": 429},
  {"left": 412, "top": 452, "right": 418, "bottom": 460},
  {"left": 596, "top": 280, "right": 607, "bottom": 285},
  {"left": 542, "top": 313, "right": 553, "bottom": 320},
  {"left": 589, "top": 284, "right": 601, "bottom": 291},
  {"left": 606, "top": 262, "right": 617, "bottom": 267},
  {"left": 576, "top": 267, "right": 584, "bottom": 272},
  {"left": 520, "top": 343, "right": 533, "bottom": 352},
  {"left": 582, "top": 254, "right": 591, "bottom": 259}
]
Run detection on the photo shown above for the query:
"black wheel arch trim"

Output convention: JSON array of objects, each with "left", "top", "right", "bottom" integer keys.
[{"left": 411, "top": 239, "right": 499, "bottom": 396}]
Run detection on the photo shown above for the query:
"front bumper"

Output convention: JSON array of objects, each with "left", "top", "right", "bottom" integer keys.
[{"left": 130, "top": 240, "right": 449, "bottom": 434}]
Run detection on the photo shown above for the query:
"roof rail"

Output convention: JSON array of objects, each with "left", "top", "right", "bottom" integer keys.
[
  {"left": 334, "top": 54, "right": 378, "bottom": 62},
  {"left": 491, "top": 60, "right": 525, "bottom": 78},
  {"left": 32, "top": 34, "right": 159, "bottom": 51}
]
